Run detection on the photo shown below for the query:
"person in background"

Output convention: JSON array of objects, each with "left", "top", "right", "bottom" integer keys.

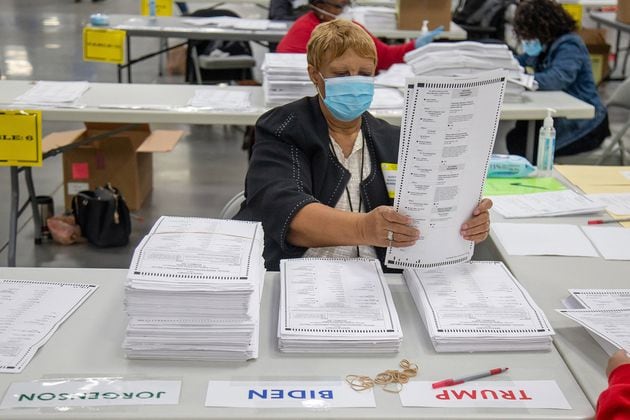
[
  {"left": 269, "top": 0, "right": 310, "bottom": 21},
  {"left": 597, "top": 349, "right": 630, "bottom": 419},
  {"left": 507, "top": 0, "right": 610, "bottom": 158},
  {"left": 275, "top": 0, "right": 443, "bottom": 71},
  {"left": 236, "top": 20, "right": 492, "bottom": 270}
]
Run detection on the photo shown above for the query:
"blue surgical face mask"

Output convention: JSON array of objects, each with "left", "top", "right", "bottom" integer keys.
[
  {"left": 318, "top": 73, "right": 374, "bottom": 121},
  {"left": 522, "top": 39, "right": 543, "bottom": 57}
]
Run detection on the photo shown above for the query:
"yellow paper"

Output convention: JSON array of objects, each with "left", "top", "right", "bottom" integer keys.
[
  {"left": 140, "top": 0, "right": 173, "bottom": 16},
  {"left": 83, "top": 27, "right": 126, "bottom": 64},
  {"left": 562, "top": 4, "right": 582, "bottom": 29},
  {"left": 556, "top": 165, "right": 630, "bottom": 193},
  {"left": 0, "top": 110, "right": 43, "bottom": 167}
]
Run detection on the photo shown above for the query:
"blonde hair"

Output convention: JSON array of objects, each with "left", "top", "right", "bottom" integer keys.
[{"left": 307, "top": 20, "right": 377, "bottom": 70}]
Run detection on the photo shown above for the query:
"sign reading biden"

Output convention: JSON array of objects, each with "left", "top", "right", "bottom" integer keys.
[{"left": 205, "top": 380, "right": 375, "bottom": 408}]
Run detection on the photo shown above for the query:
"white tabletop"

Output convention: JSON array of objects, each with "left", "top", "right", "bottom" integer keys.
[
  {"left": 0, "top": 80, "right": 595, "bottom": 126},
  {"left": 486, "top": 172, "right": 630, "bottom": 406},
  {"left": 0, "top": 267, "right": 594, "bottom": 418},
  {"left": 104, "top": 14, "right": 466, "bottom": 42}
]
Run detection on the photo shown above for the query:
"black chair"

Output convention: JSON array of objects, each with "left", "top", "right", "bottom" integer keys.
[{"left": 185, "top": 8, "right": 255, "bottom": 84}]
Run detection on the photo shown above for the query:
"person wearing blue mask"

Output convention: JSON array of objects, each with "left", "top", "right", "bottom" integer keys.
[
  {"left": 506, "top": 0, "right": 610, "bottom": 159},
  {"left": 236, "top": 20, "right": 492, "bottom": 270},
  {"left": 276, "top": 0, "right": 443, "bottom": 71}
]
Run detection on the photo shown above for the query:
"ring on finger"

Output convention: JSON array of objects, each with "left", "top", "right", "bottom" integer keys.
[{"left": 387, "top": 230, "right": 394, "bottom": 241}]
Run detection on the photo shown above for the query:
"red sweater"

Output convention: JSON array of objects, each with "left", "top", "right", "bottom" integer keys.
[
  {"left": 276, "top": 11, "right": 415, "bottom": 71},
  {"left": 597, "top": 364, "right": 630, "bottom": 420}
]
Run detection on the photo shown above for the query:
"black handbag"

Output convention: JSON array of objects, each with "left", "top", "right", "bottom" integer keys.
[{"left": 72, "top": 183, "right": 131, "bottom": 247}]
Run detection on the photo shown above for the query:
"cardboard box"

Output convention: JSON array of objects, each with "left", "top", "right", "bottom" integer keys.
[
  {"left": 42, "top": 123, "right": 184, "bottom": 211},
  {"left": 397, "top": 0, "right": 451, "bottom": 31},
  {"left": 578, "top": 28, "right": 610, "bottom": 84},
  {"left": 618, "top": 0, "right": 630, "bottom": 24}
]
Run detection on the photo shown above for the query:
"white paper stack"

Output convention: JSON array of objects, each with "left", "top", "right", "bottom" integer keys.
[
  {"left": 262, "top": 53, "right": 315, "bottom": 106},
  {"left": 403, "top": 42, "right": 530, "bottom": 101},
  {"left": 278, "top": 258, "right": 403, "bottom": 353},
  {"left": 349, "top": 6, "right": 396, "bottom": 30},
  {"left": 491, "top": 190, "right": 605, "bottom": 218},
  {"left": 13, "top": 81, "right": 89, "bottom": 107},
  {"left": 123, "top": 216, "right": 265, "bottom": 361},
  {"left": 404, "top": 261, "right": 554, "bottom": 352},
  {"left": 559, "top": 289, "right": 630, "bottom": 356}
]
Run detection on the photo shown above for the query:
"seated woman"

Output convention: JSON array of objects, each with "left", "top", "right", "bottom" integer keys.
[
  {"left": 236, "top": 20, "right": 492, "bottom": 270},
  {"left": 597, "top": 350, "right": 630, "bottom": 419},
  {"left": 507, "top": 0, "right": 610, "bottom": 158},
  {"left": 276, "top": 0, "right": 442, "bottom": 71}
]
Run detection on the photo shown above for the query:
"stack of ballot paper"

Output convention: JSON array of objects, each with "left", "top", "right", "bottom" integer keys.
[
  {"left": 349, "top": 6, "right": 396, "bottom": 30},
  {"left": 182, "top": 16, "right": 287, "bottom": 31},
  {"left": 262, "top": 53, "right": 315, "bottom": 106},
  {"left": 558, "top": 289, "right": 630, "bottom": 356},
  {"left": 403, "top": 42, "right": 531, "bottom": 101},
  {"left": 13, "top": 81, "right": 89, "bottom": 107},
  {"left": 278, "top": 258, "right": 403, "bottom": 353},
  {"left": 490, "top": 190, "right": 605, "bottom": 218},
  {"left": 404, "top": 261, "right": 554, "bottom": 352},
  {"left": 123, "top": 216, "right": 265, "bottom": 361}
]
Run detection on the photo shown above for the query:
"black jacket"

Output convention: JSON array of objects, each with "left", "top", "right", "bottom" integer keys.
[{"left": 235, "top": 96, "right": 400, "bottom": 270}]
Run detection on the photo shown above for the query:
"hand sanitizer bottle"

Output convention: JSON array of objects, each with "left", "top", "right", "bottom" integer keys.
[
  {"left": 420, "top": 20, "right": 429, "bottom": 36},
  {"left": 149, "top": 0, "right": 157, "bottom": 20},
  {"left": 536, "top": 108, "right": 556, "bottom": 177}
]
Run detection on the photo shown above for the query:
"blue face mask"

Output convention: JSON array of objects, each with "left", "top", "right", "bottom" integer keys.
[
  {"left": 522, "top": 39, "right": 543, "bottom": 57},
  {"left": 319, "top": 74, "right": 374, "bottom": 121}
]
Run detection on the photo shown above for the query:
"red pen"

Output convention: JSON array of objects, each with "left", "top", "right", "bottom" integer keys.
[
  {"left": 588, "top": 217, "right": 630, "bottom": 225},
  {"left": 432, "top": 367, "right": 509, "bottom": 389}
]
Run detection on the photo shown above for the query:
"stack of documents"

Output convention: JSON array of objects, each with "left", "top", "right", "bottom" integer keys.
[
  {"left": 262, "top": 53, "right": 315, "bottom": 106},
  {"left": 123, "top": 216, "right": 265, "bottom": 361},
  {"left": 404, "top": 261, "right": 554, "bottom": 352},
  {"left": 559, "top": 289, "right": 630, "bottom": 355},
  {"left": 490, "top": 190, "right": 605, "bottom": 218},
  {"left": 278, "top": 258, "right": 403, "bottom": 353},
  {"left": 349, "top": 6, "right": 396, "bottom": 30},
  {"left": 13, "top": 81, "right": 89, "bottom": 107},
  {"left": 404, "top": 42, "right": 523, "bottom": 78},
  {"left": 182, "top": 16, "right": 287, "bottom": 31},
  {"left": 374, "top": 63, "right": 414, "bottom": 88},
  {"left": 187, "top": 88, "right": 251, "bottom": 110}
]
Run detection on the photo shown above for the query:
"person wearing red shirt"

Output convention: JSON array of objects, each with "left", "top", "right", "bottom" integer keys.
[
  {"left": 276, "top": 0, "right": 442, "bottom": 71},
  {"left": 597, "top": 350, "right": 630, "bottom": 420}
]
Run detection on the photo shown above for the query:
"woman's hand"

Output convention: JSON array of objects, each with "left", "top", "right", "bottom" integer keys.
[
  {"left": 461, "top": 198, "right": 493, "bottom": 243},
  {"left": 358, "top": 206, "right": 420, "bottom": 248},
  {"left": 607, "top": 350, "right": 630, "bottom": 377}
]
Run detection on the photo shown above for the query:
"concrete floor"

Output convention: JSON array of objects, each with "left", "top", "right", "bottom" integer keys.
[{"left": 0, "top": 0, "right": 628, "bottom": 268}]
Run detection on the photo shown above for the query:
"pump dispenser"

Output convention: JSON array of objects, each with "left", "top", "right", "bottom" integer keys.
[
  {"left": 536, "top": 108, "right": 556, "bottom": 177},
  {"left": 421, "top": 20, "right": 429, "bottom": 36}
]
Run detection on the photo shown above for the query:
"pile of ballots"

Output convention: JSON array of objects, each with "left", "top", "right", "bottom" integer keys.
[{"left": 123, "top": 216, "right": 265, "bottom": 361}]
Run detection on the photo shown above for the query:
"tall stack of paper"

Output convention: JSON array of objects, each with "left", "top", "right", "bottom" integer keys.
[
  {"left": 123, "top": 216, "right": 265, "bottom": 361},
  {"left": 559, "top": 289, "right": 630, "bottom": 355},
  {"left": 404, "top": 261, "right": 554, "bottom": 352},
  {"left": 403, "top": 42, "right": 531, "bottom": 101},
  {"left": 349, "top": 6, "right": 397, "bottom": 30},
  {"left": 278, "top": 258, "right": 403, "bottom": 353},
  {"left": 262, "top": 53, "right": 315, "bottom": 106}
]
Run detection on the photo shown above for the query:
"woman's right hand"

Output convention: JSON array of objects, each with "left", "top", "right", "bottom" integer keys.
[
  {"left": 358, "top": 206, "right": 420, "bottom": 248},
  {"left": 607, "top": 349, "right": 630, "bottom": 377}
]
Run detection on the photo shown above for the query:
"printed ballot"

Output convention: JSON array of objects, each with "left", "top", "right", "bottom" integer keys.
[{"left": 386, "top": 71, "right": 506, "bottom": 268}]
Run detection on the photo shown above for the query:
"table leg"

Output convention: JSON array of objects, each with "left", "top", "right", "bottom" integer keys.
[
  {"left": 158, "top": 37, "right": 166, "bottom": 77},
  {"left": 127, "top": 35, "right": 132, "bottom": 83},
  {"left": 24, "top": 168, "right": 42, "bottom": 245},
  {"left": 8, "top": 167, "right": 19, "bottom": 267},
  {"left": 526, "top": 120, "right": 536, "bottom": 163}
]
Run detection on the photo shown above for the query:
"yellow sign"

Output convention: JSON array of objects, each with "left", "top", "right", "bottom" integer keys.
[
  {"left": 562, "top": 4, "right": 583, "bottom": 29},
  {"left": 0, "top": 110, "right": 43, "bottom": 167},
  {"left": 140, "top": 0, "right": 173, "bottom": 17},
  {"left": 83, "top": 27, "right": 126, "bottom": 64}
]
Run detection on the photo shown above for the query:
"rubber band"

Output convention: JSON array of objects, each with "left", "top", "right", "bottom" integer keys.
[{"left": 346, "top": 359, "right": 420, "bottom": 393}]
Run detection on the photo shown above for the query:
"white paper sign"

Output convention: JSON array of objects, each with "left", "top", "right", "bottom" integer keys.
[
  {"left": 0, "top": 379, "right": 181, "bottom": 409},
  {"left": 205, "top": 380, "right": 375, "bottom": 408},
  {"left": 399, "top": 381, "right": 571, "bottom": 409}
]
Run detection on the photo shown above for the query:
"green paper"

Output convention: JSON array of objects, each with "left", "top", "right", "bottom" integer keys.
[{"left": 484, "top": 177, "right": 566, "bottom": 196}]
